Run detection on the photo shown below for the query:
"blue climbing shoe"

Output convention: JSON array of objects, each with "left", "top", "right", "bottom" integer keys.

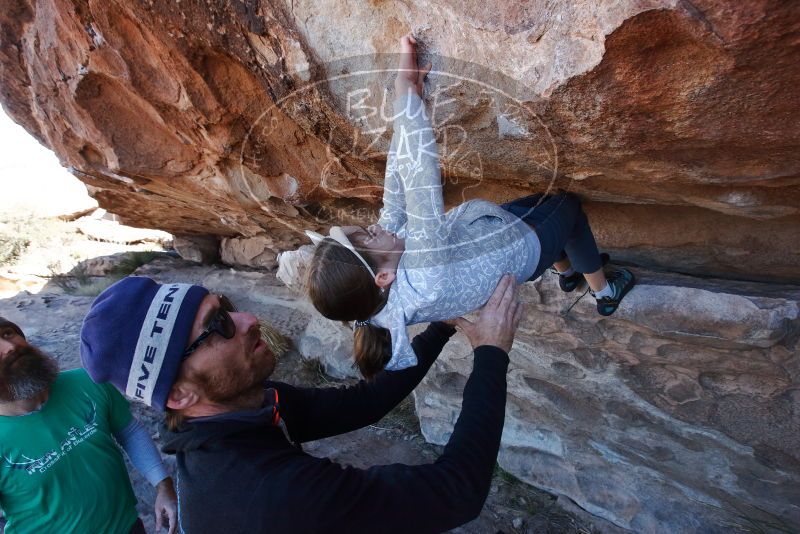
[
  {"left": 593, "top": 268, "right": 636, "bottom": 316},
  {"left": 554, "top": 253, "right": 610, "bottom": 292}
]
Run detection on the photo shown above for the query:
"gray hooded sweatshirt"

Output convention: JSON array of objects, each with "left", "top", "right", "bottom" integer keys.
[{"left": 373, "top": 93, "right": 541, "bottom": 370}]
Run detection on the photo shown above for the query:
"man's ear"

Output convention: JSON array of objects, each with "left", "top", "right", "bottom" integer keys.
[
  {"left": 374, "top": 269, "right": 396, "bottom": 289},
  {"left": 166, "top": 382, "right": 200, "bottom": 411}
]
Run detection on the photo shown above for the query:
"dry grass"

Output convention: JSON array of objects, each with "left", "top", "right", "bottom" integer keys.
[
  {"left": 258, "top": 322, "right": 291, "bottom": 358},
  {"left": 374, "top": 394, "right": 421, "bottom": 433},
  {"left": 46, "top": 251, "right": 163, "bottom": 296},
  {"left": 0, "top": 233, "right": 29, "bottom": 266},
  {"left": 492, "top": 464, "right": 599, "bottom": 534}
]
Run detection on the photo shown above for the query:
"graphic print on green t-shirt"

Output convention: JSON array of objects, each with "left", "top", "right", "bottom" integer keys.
[{"left": 0, "top": 369, "right": 138, "bottom": 534}]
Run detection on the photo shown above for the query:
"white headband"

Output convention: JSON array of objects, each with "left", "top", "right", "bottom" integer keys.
[{"left": 305, "top": 227, "right": 377, "bottom": 279}]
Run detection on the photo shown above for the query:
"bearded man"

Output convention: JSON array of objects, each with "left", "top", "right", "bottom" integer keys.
[
  {"left": 0, "top": 317, "right": 177, "bottom": 534},
  {"left": 79, "top": 273, "right": 522, "bottom": 533}
]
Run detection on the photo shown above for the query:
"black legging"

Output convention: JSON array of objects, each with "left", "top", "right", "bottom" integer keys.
[{"left": 501, "top": 192, "right": 604, "bottom": 279}]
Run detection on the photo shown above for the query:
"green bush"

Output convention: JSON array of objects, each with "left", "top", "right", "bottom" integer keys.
[{"left": 109, "top": 251, "right": 160, "bottom": 276}]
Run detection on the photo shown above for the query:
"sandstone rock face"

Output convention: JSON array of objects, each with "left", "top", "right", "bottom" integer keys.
[
  {"left": 416, "top": 270, "right": 800, "bottom": 532},
  {"left": 276, "top": 244, "right": 314, "bottom": 294},
  {"left": 297, "top": 315, "right": 359, "bottom": 380},
  {"left": 219, "top": 234, "right": 279, "bottom": 268},
  {"left": 173, "top": 235, "right": 220, "bottom": 264},
  {"left": 74, "top": 212, "right": 172, "bottom": 245},
  {"left": 1, "top": 1, "right": 798, "bottom": 281}
]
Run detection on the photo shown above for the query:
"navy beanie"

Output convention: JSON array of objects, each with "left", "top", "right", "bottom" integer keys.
[{"left": 80, "top": 276, "right": 208, "bottom": 411}]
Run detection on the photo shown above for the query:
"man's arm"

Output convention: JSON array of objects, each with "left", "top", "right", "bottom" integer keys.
[
  {"left": 114, "top": 419, "right": 168, "bottom": 485},
  {"left": 114, "top": 419, "right": 177, "bottom": 534},
  {"left": 276, "top": 275, "right": 521, "bottom": 533},
  {"left": 262, "top": 345, "right": 509, "bottom": 533},
  {"left": 270, "top": 321, "right": 455, "bottom": 444}
]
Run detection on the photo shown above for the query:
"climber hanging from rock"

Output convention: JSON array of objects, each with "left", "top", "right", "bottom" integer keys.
[{"left": 305, "top": 34, "right": 636, "bottom": 379}]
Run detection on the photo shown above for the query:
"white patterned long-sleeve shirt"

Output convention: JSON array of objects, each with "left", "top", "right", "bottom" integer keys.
[{"left": 372, "top": 93, "right": 541, "bottom": 370}]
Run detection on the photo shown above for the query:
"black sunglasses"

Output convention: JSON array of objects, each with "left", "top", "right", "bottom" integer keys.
[{"left": 182, "top": 295, "right": 237, "bottom": 359}]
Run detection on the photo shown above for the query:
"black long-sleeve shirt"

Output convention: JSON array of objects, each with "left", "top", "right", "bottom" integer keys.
[{"left": 161, "top": 322, "right": 510, "bottom": 533}]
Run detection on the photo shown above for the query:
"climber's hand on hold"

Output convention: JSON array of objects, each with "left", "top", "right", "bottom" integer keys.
[{"left": 395, "top": 34, "right": 431, "bottom": 99}]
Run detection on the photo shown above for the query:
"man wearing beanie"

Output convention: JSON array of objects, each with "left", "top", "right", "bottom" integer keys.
[
  {"left": 81, "top": 274, "right": 523, "bottom": 533},
  {"left": 0, "top": 317, "right": 178, "bottom": 534}
]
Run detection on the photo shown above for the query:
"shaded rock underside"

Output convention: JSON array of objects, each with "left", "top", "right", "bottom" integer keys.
[{"left": 0, "top": 0, "right": 798, "bottom": 281}]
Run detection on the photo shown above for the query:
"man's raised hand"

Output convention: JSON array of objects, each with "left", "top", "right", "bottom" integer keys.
[{"left": 454, "top": 274, "right": 524, "bottom": 354}]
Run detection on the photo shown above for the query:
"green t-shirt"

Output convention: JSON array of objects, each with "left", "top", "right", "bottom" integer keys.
[{"left": 0, "top": 369, "right": 138, "bottom": 534}]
